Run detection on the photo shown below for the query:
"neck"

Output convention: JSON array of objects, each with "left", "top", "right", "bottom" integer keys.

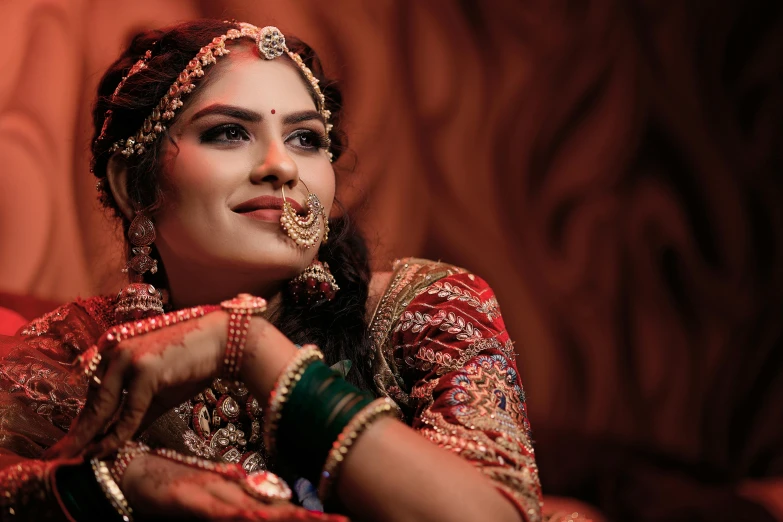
[{"left": 161, "top": 259, "right": 289, "bottom": 318}]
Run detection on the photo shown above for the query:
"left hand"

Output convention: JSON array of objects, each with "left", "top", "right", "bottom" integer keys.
[{"left": 47, "top": 309, "right": 231, "bottom": 459}]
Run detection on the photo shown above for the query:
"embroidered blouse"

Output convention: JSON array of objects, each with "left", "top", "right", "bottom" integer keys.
[{"left": 0, "top": 258, "right": 543, "bottom": 521}]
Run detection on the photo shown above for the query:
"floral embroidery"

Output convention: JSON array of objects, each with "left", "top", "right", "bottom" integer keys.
[
  {"left": 370, "top": 263, "right": 542, "bottom": 521},
  {"left": 418, "top": 280, "right": 501, "bottom": 321}
]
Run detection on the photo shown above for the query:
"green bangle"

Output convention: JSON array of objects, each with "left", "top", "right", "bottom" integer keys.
[
  {"left": 55, "top": 461, "right": 127, "bottom": 522},
  {"left": 277, "top": 360, "right": 373, "bottom": 483}
]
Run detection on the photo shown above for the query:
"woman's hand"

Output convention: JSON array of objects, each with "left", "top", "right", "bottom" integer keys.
[
  {"left": 47, "top": 310, "right": 230, "bottom": 459},
  {"left": 121, "top": 452, "right": 346, "bottom": 522}
]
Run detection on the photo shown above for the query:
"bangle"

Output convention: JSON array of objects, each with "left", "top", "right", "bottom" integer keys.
[
  {"left": 277, "top": 361, "right": 373, "bottom": 482},
  {"left": 90, "top": 459, "right": 133, "bottom": 521},
  {"left": 317, "top": 397, "right": 400, "bottom": 501},
  {"left": 219, "top": 293, "right": 267, "bottom": 382},
  {"left": 263, "top": 344, "right": 323, "bottom": 457},
  {"left": 54, "top": 460, "right": 125, "bottom": 522},
  {"left": 110, "top": 441, "right": 150, "bottom": 486}
]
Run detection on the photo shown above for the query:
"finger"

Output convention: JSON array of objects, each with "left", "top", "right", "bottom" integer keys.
[
  {"left": 92, "top": 372, "right": 155, "bottom": 456},
  {"left": 44, "top": 356, "right": 128, "bottom": 458},
  {"left": 207, "top": 480, "right": 272, "bottom": 512}
]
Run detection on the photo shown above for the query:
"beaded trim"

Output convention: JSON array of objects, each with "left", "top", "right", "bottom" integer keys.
[{"left": 108, "top": 23, "right": 332, "bottom": 160}]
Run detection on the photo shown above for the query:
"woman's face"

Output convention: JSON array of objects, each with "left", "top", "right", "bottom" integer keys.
[{"left": 151, "top": 46, "right": 335, "bottom": 291}]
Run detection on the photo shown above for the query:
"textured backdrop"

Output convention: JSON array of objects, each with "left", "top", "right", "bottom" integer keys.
[{"left": 1, "top": 1, "right": 781, "bottom": 518}]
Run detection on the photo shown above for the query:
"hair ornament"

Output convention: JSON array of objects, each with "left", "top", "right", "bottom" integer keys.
[
  {"left": 95, "top": 49, "right": 154, "bottom": 145},
  {"left": 108, "top": 23, "right": 332, "bottom": 160}
]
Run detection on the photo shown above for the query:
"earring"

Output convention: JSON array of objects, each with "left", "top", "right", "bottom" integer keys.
[
  {"left": 288, "top": 260, "right": 339, "bottom": 303},
  {"left": 123, "top": 212, "right": 159, "bottom": 277},
  {"left": 115, "top": 211, "right": 164, "bottom": 322},
  {"left": 279, "top": 185, "right": 329, "bottom": 248}
]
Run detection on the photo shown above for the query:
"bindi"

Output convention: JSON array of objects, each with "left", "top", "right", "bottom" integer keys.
[{"left": 271, "top": 109, "right": 276, "bottom": 114}]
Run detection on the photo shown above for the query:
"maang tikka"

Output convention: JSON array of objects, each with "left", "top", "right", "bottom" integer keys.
[
  {"left": 279, "top": 184, "right": 329, "bottom": 248},
  {"left": 114, "top": 211, "right": 165, "bottom": 322}
]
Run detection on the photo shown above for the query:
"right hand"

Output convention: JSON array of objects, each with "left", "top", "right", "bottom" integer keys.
[
  {"left": 121, "top": 452, "right": 346, "bottom": 521},
  {"left": 47, "top": 310, "right": 231, "bottom": 459}
]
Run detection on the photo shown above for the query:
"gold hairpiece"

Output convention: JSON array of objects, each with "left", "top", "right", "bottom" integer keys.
[
  {"left": 108, "top": 24, "right": 332, "bottom": 160},
  {"left": 96, "top": 49, "right": 154, "bottom": 144}
]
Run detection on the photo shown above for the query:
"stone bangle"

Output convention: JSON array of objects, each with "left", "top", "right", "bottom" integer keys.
[
  {"left": 90, "top": 458, "right": 134, "bottom": 522},
  {"left": 109, "top": 441, "right": 150, "bottom": 487},
  {"left": 317, "top": 397, "right": 400, "bottom": 502},
  {"left": 219, "top": 293, "right": 268, "bottom": 382},
  {"left": 263, "top": 344, "right": 324, "bottom": 458}
]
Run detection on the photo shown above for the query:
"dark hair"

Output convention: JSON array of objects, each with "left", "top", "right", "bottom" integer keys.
[{"left": 90, "top": 19, "right": 374, "bottom": 390}]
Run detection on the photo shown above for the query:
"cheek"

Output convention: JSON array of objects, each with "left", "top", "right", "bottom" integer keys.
[{"left": 160, "top": 142, "right": 243, "bottom": 207}]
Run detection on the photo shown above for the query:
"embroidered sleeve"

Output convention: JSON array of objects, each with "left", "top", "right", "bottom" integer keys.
[
  {"left": 0, "top": 298, "right": 110, "bottom": 520},
  {"left": 391, "top": 272, "right": 543, "bottom": 522}
]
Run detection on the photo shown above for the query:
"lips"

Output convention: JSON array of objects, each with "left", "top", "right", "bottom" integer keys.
[{"left": 233, "top": 195, "right": 305, "bottom": 215}]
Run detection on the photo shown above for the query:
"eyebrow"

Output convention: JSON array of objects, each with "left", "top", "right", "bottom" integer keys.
[
  {"left": 282, "top": 110, "right": 325, "bottom": 126},
  {"left": 189, "top": 104, "right": 325, "bottom": 126},
  {"left": 190, "top": 104, "right": 262, "bottom": 123}
]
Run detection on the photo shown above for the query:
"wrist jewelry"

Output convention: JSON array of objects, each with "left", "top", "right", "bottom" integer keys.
[
  {"left": 263, "top": 344, "right": 324, "bottom": 457},
  {"left": 109, "top": 441, "right": 150, "bottom": 486},
  {"left": 317, "top": 397, "right": 400, "bottom": 502},
  {"left": 276, "top": 360, "right": 372, "bottom": 482},
  {"left": 90, "top": 458, "right": 134, "bottom": 522},
  {"left": 219, "top": 293, "right": 267, "bottom": 382},
  {"left": 100, "top": 305, "right": 220, "bottom": 349}
]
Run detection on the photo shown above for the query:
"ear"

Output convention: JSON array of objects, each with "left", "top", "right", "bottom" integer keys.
[{"left": 106, "top": 153, "right": 136, "bottom": 220}]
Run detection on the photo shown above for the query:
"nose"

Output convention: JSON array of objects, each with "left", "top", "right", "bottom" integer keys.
[{"left": 250, "top": 139, "right": 298, "bottom": 190}]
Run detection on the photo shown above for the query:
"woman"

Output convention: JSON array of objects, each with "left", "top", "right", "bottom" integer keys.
[{"left": 0, "top": 19, "right": 544, "bottom": 521}]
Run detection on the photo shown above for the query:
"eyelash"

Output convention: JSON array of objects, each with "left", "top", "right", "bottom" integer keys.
[{"left": 199, "top": 123, "right": 329, "bottom": 151}]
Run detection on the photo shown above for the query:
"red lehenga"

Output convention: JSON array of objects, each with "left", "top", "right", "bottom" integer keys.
[{"left": 0, "top": 258, "right": 543, "bottom": 521}]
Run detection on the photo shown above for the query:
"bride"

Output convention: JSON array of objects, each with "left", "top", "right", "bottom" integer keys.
[{"left": 0, "top": 19, "right": 544, "bottom": 522}]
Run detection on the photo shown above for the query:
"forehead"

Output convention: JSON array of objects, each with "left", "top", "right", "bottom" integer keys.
[{"left": 179, "top": 48, "right": 317, "bottom": 117}]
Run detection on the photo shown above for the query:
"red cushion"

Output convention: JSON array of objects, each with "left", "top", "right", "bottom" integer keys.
[{"left": 0, "top": 307, "right": 27, "bottom": 336}]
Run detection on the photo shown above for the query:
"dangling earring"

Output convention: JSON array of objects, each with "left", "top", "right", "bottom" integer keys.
[
  {"left": 115, "top": 211, "right": 164, "bottom": 322},
  {"left": 288, "top": 260, "right": 340, "bottom": 303},
  {"left": 279, "top": 184, "right": 329, "bottom": 248}
]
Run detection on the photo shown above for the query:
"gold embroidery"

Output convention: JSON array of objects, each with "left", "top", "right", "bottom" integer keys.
[{"left": 417, "top": 280, "right": 500, "bottom": 321}]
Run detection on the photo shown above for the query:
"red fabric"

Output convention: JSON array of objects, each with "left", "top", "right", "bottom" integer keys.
[
  {"left": 0, "top": 308, "right": 26, "bottom": 336},
  {"left": 0, "top": 293, "right": 60, "bottom": 321}
]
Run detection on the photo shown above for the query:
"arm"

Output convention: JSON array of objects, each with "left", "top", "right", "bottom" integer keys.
[
  {"left": 0, "top": 301, "right": 105, "bottom": 520},
  {"left": 238, "top": 271, "right": 541, "bottom": 522}
]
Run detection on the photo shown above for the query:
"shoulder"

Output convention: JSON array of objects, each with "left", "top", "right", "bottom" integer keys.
[{"left": 368, "top": 258, "right": 499, "bottom": 344}]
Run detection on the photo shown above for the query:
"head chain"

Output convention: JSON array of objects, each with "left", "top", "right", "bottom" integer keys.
[{"left": 105, "top": 23, "right": 332, "bottom": 161}]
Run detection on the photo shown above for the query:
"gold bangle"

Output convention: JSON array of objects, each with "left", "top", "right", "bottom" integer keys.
[
  {"left": 90, "top": 458, "right": 134, "bottom": 522},
  {"left": 317, "top": 397, "right": 400, "bottom": 502},
  {"left": 262, "top": 344, "right": 323, "bottom": 458}
]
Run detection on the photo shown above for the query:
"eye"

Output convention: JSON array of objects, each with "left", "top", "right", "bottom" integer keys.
[
  {"left": 200, "top": 124, "right": 251, "bottom": 144},
  {"left": 286, "top": 129, "right": 329, "bottom": 151}
]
